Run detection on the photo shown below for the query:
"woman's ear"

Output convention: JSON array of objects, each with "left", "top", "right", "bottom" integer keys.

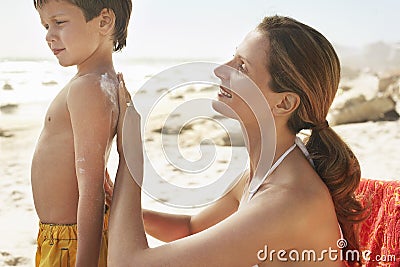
[
  {"left": 272, "top": 92, "right": 300, "bottom": 116},
  {"left": 98, "top": 8, "right": 115, "bottom": 36}
]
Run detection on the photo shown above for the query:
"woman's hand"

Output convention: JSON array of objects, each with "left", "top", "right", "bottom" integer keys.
[
  {"left": 116, "top": 73, "right": 132, "bottom": 155},
  {"left": 116, "top": 73, "right": 143, "bottom": 185}
]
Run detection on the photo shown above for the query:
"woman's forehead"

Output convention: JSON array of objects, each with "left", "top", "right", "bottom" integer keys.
[{"left": 236, "top": 30, "right": 268, "bottom": 67}]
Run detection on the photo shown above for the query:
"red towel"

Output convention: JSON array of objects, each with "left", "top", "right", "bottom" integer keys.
[{"left": 355, "top": 178, "right": 400, "bottom": 266}]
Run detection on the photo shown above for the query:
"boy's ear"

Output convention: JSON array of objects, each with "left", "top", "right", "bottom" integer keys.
[
  {"left": 98, "top": 8, "right": 115, "bottom": 36},
  {"left": 271, "top": 92, "right": 300, "bottom": 116}
]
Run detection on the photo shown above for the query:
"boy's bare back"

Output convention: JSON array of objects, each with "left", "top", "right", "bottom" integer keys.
[{"left": 31, "top": 73, "right": 118, "bottom": 224}]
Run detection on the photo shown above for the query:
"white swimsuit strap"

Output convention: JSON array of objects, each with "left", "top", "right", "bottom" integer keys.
[
  {"left": 295, "top": 136, "right": 314, "bottom": 167},
  {"left": 248, "top": 142, "right": 297, "bottom": 200},
  {"left": 247, "top": 137, "right": 314, "bottom": 202}
]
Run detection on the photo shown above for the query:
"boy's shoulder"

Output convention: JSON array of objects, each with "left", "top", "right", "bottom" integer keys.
[
  {"left": 67, "top": 73, "right": 118, "bottom": 107},
  {"left": 69, "top": 72, "right": 118, "bottom": 93}
]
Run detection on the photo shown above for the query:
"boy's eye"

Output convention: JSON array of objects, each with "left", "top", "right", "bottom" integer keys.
[
  {"left": 56, "top": 21, "right": 66, "bottom": 25},
  {"left": 43, "top": 24, "right": 49, "bottom": 30}
]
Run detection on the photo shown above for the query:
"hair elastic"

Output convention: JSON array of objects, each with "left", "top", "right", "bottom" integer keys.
[{"left": 312, "top": 120, "right": 329, "bottom": 132}]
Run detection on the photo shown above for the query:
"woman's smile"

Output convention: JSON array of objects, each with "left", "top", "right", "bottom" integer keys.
[{"left": 218, "top": 85, "right": 232, "bottom": 98}]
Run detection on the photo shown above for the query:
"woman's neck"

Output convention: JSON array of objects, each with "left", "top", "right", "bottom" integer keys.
[{"left": 243, "top": 122, "right": 296, "bottom": 179}]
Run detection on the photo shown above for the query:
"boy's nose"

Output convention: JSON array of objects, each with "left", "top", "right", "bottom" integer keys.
[{"left": 45, "top": 29, "right": 56, "bottom": 44}]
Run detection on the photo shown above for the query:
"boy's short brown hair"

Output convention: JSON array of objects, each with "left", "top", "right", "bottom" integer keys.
[{"left": 34, "top": 0, "right": 132, "bottom": 52}]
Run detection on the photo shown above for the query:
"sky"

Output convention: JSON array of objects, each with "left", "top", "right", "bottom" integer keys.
[{"left": 1, "top": 0, "right": 399, "bottom": 60}]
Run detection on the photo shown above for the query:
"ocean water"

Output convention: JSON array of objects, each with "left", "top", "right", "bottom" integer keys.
[
  {"left": 0, "top": 58, "right": 188, "bottom": 106},
  {"left": 0, "top": 58, "right": 195, "bottom": 131},
  {"left": 0, "top": 58, "right": 227, "bottom": 119}
]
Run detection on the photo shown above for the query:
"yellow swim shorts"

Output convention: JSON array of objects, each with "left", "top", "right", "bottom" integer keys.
[{"left": 35, "top": 207, "right": 109, "bottom": 267}]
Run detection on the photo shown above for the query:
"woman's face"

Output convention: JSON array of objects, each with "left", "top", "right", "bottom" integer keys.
[{"left": 213, "top": 30, "right": 277, "bottom": 126}]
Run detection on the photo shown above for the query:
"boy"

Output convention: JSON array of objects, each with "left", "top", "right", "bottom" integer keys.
[{"left": 31, "top": 0, "right": 132, "bottom": 266}]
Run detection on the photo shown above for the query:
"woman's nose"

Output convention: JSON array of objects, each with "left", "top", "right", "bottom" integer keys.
[{"left": 214, "top": 61, "right": 233, "bottom": 80}]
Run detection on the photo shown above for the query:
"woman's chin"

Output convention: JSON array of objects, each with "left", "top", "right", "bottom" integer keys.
[{"left": 211, "top": 99, "right": 239, "bottom": 120}]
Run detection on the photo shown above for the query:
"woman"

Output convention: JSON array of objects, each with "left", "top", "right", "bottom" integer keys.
[{"left": 109, "top": 16, "right": 365, "bottom": 266}]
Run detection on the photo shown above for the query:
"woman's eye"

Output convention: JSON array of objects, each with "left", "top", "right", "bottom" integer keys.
[{"left": 238, "top": 63, "right": 246, "bottom": 73}]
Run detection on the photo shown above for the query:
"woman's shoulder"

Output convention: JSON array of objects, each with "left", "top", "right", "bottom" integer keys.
[
  {"left": 269, "top": 147, "right": 334, "bottom": 207},
  {"left": 255, "top": 179, "right": 321, "bottom": 211},
  {"left": 256, "top": 167, "right": 335, "bottom": 223},
  {"left": 248, "top": 180, "right": 338, "bottom": 247}
]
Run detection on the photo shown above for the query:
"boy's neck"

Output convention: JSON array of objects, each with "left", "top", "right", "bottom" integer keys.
[{"left": 76, "top": 46, "right": 115, "bottom": 77}]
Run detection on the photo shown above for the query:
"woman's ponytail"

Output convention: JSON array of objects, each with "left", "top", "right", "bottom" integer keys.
[{"left": 306, "top": 126, "right": 366, "bottom": 264}]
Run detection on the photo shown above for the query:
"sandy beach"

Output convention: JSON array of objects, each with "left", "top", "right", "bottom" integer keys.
[{"left": 1, "top": 62, "right": 400, "bottom": 266}]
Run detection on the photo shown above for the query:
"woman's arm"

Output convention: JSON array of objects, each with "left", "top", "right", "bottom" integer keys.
[
  {"left": 109, "top": 157, "right": 301, "bottom": 267},
  {"left": 143, "top": 173, "right": 246, "bottom": 242},
  {"left": 143, "top": 210, "right": 191, "bottom": 242},
  {"left": 108, "top": 75, "right": 148, "bottom": 258}
]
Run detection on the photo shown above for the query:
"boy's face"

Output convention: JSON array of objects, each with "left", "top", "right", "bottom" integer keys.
[{"left": 37, "top": 0, "right": 102, "bottom": 67}]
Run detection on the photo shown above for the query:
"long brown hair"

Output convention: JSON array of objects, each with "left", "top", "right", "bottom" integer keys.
[{"left": 257, "top": 16, "right": 366, "bottom": 264}]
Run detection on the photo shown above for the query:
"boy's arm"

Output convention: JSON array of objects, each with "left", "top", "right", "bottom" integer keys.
[{"left": 67, "top": 76, "right": 116, "bottom": 267}]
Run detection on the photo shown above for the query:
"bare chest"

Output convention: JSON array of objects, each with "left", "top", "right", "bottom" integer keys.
[{"left": 43, "top": 86, "right": 71, "bottom": 135}]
